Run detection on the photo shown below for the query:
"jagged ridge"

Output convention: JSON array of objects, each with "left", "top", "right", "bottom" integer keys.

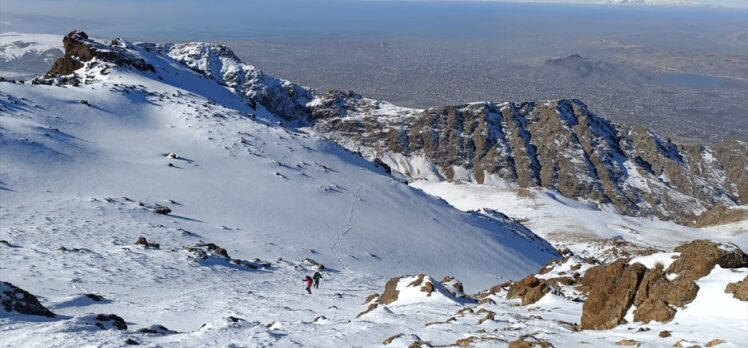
[{"left": 42, "top": 31, "right": 748, "bottom": 225}]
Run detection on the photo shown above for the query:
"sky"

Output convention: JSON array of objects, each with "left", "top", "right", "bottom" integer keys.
[{"left": 1, "top": 0, "right": 745, "bottom": 41}]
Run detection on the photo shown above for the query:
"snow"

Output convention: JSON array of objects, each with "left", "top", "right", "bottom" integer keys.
[
  {"left": 629, "top": 252, "right": 680, "bottom": 269},
  {"left": 1, "top": 32, "right": 746, "bottom": 347},
  {"left": 0, "top": 32, "right": 62, "bottom": 60},
  {"left": 410, "top": 181, "right": 748, "bottom": 253}
]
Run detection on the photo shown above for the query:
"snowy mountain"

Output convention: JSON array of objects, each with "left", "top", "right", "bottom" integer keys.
[
  {"left": 138, "top": 38, "right": 747, "bottom": 227},
  {"left": 0, "top": 32, "right": 63, "bottom": 79},
  {"left": 1, "top": 31, "right": 747, "bottom": 347}
]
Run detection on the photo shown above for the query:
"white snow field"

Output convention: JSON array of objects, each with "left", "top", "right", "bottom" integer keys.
[
  {"left": 410, "top": 181, "right": 748, "bottom": 253},
  {"left": 1, "top": 33, "right": 746, "bottom": 347},
  {"left": 0, "top": 34, "right": 559, "bottom": 347}
]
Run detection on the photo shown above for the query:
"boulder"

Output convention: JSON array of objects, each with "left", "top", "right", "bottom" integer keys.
[
  {"left": 507, "top": 275, "right": 549, "bottom": 305},
  {"left": 45, "top": 31, "right": 155, "bottom": 78},
  {"left": 725, "top": 275, "right": 748, "bottom": 301},
  {"left": 668, "top": 240, "right": 748, "bottom": 281},
  {"left": 153, "top": 205, "right": 172, "bottom": 215},
  {"left": 615, "top": 339, "right": 640, "bottom": 346},
  {"left": 632, "top": 265, "right": 698, "bottom": 323},
  {"left": 634, "top": 298, "right": 676, "bottom": 323},
  {"left": 441, "top": 276, "right": 468, "bottom": 298},
  {"left": 580, "top": 260, "right": 647, "bottom": 330},
  {"left": 94, "top": 313, "right": 127, "bottom": 330},
  {"left": 0, "top": 281, "right": 56, "bottom": 317},
  {"left": 378, "top": 277, "right": 402, "bottom": 305},
  {"left": 508, "top": 335, "right": 555, "bottom": 348}
]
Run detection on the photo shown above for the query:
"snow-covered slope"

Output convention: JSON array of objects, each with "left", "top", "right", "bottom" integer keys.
[
  {"left": 2, "top": 31, "right": 746, "bottom": 347},
  {"left": 152, "top": 39, "right": 748, "bottom": 228},
  {"left": 1, "top": 30, "right": 559, "bottom": 290},
  {"left": 410, "top": 181, "right": 748, "bottom": 253}
]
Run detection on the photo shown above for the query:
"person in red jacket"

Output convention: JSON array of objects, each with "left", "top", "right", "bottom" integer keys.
[{"left": 303, "top": 276, "right": 313, "bottom": 294}]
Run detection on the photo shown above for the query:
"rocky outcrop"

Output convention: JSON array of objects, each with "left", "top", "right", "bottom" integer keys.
[
  {"left": 581, "top": 240, "right": 748, "bottom": 330},
  {"left": 148, "top": 37, "right": 746, "bottom": 226},
  {"left": 507, "top": 276, "right": 549, "bottom": 305},
  {"left": 40, "top": 31, "right": 747, "bottom": 225},
  {"left": 45, "top": 31, "right": 154, "bottom": 78},
  {"left": 93, "top": 313, "right": 127, "bottom": 330},
  {"left": 667, "top": 240, "right": 748, "bottom": 281},
  {"left": 725, "top": 275, "right": 748, "bottom": 301},
  {"left": 155, "top": 41, "right": 313, "bottom": 120},
  {"left": 0, "top": 281, "right": 56, "bottom": 317},
  {"left": 508, "top": 335, "right": 555, "bottom": 348},
  {"left": 631, "top": 264, "right": 697, "bottom": 323},
  {"left": 307, "top": 96, "right": 748, "bottom": 225},
  {"left": 581, "top": 260, "right": 646, "bottom": 330}
]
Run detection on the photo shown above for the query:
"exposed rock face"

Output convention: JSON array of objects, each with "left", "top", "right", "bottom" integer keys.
[
  {"left": 44, "top": 31, "right": 746, "bottom": 224},
  {"left": 45, "top": 31, "right": 154, "bottom": 78},
  {"left": 725, "top": 275, "right": 748, "bottom": 301},
  {"left": 507, "top": 276, "right": 549, "bottom": 305},
  {"left": 440, "top": 276, "right": 468, "bottom": 298},
  {"left": 667, "top": 240, "right": 748, "bottom": 281},
  {"left": 378, "top": 276, "right": 402, "bottom": 305},
  {"left": 306, "top": 96, "right": 748, "bottom": 225},
  {"left": 0, "top": 281, "right": 56, "bottom": 317},
  {"left": 581, "top": 240, "right": 748, "bottom": 330},
  {"left": 93, "top": 313, "right": 127, "bottom": 330},
  {"left": 508, "top": 335, "right": 555, "bottom": 348},
  {"left": 155, "top": 41, "right": 313, "bottom": 120},
  {"left": 581, "top": 260, "right": 646, "bottom": 330}
]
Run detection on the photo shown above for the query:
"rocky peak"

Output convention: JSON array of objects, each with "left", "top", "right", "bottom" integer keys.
[
  {"left": 157, "top": 41, "right": 314, "bottom": 120},
  {"left": 44, "top": 30, "right": 154, "bottom": 79},
  {"left": 306, "top": 93, "right": 748, "bottom": 225},
  {"left": 35, "top": 31, "right": 747, "bottom": 225}
]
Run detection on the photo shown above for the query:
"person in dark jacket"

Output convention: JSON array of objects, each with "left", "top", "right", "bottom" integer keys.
[
  {"left": 303, "top": 276, "right": 313, "bottom": 294},
  {"left": 312, "top": 271, "right": 323, "bottom": 289}
]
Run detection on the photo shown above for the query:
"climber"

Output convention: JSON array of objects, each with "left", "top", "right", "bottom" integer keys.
[
  {"left": 312, "top": 271, "right": 323, "bottom": 289},
  {"left": 304, "top": 275, "right": 313, "bottom": 294}
]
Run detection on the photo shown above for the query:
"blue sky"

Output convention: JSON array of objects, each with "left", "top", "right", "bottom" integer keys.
[{"left": 1, "top": 0, "right": 744, "bottom": 41}]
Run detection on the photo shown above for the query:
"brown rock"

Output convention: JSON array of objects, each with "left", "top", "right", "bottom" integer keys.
[
  {"left": 507, "top": 276, "right": 549, "bottom": 305},
  {"left": 634, "top": 298, "right": 675, "bottom": 323},
  {"left": 356, "top": 303, "right": 378, "bottom": 318},
  {"left": 383, "top": 333, "right": 423, "bottom": 345},
  {"left": 478, "top": 311, "right": 495, "bottom": 324},
  {"left": 581, "top": 260, "right": 647, "bottom": 330},
  {"left": 363, "top": 292, "right": 379, "bottom": 304},
  {"left": 705, "top": 339, "right": 725, "bottom": 347},
  {"left": 615, "top": 339, "right": 640, "bottom": 346},
  {"left": 214, "top": 247, "right": 229, "bottom": 258},
  {"left": 379, "top": 277, "right": 402, "bottom": 305},
  {"left": 455, "top": 336, "right": 477, "bottom": 346},
  {"left": 668, "top": 240, "right": 748, "bottom": 281},
  {"left": 659, "top": 330, "right": 672, "bottom": 338},
  {"left": 508, "top": 335, "right": 555, "bottom": 348},
  {"left": 632, "top": 265, "right": 697, "bottom": 323},
  {"left": 420, "top": 281, "right": 435, "bottom": 296},
  {"left": 725, "top": 275, "right": 748, "bottom": 301}
]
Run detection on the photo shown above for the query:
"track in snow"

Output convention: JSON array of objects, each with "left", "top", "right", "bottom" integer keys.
[{"left": 330, "top": 185, "right": 361, "bottom": 272}]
